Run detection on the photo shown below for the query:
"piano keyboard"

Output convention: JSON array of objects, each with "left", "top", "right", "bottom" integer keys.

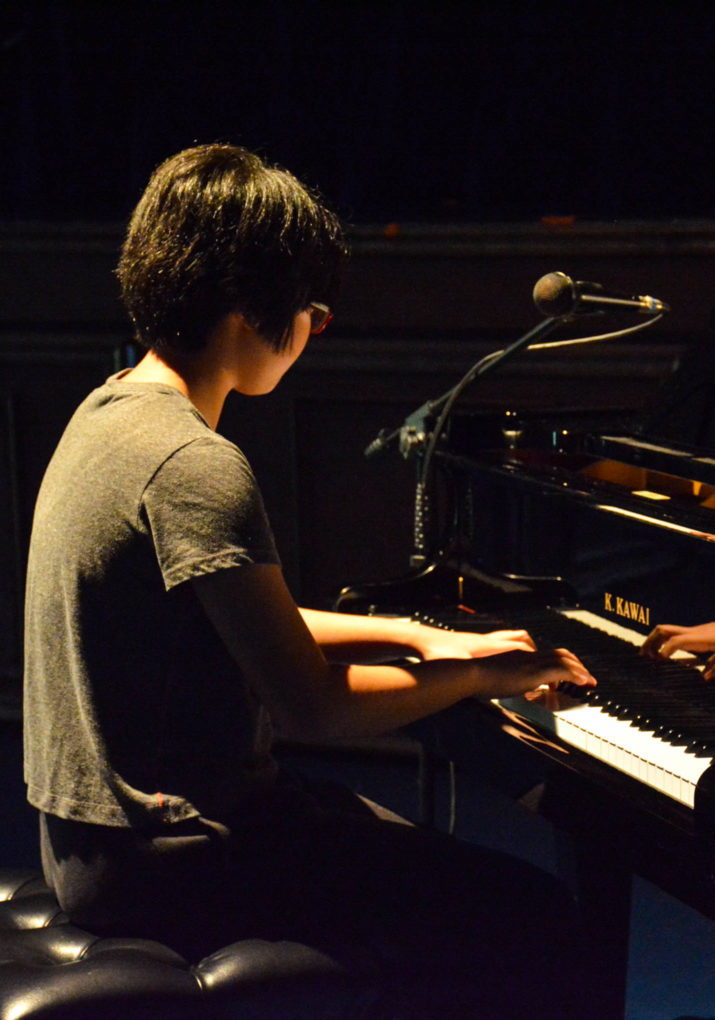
[
  {"left": 498, "top": 608, "right": 712, "bottom": 808},
  {"left": 415, "top": 606, "right": 715, "bottom": 810}
]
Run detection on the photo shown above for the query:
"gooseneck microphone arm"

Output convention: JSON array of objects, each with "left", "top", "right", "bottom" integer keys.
[
  {"left": 363, "top": 315, "right": 562, "bottom": 462},
  {"left": 364, "top": 270, "right": 669, "bottom": 567},
  {"left": 409, "top": 315, "right": 561, "bottom": 565}
]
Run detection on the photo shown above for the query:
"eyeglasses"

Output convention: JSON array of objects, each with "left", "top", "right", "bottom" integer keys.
[{"left": 308, "top": 302, "right": 333, "bottom": 336}]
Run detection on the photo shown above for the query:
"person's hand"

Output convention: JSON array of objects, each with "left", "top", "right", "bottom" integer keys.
[
  {"left": 415, "top": 626, "right": 537, "bottom": 661},
  {"left": 641, "top": 622, "right": 715, "bottom": 680},
  {"left": 474, "top": 647, "right": 596, "bottom": 701}
]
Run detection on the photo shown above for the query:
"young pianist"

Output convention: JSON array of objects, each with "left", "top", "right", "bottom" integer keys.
[{"left": 24, "top": 142, "right": 598, "bottom": 1017}]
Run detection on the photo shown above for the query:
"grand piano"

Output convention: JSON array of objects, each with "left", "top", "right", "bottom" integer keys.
[{"left": 336, "top": 385, "right": 715, "bottom": 1017}]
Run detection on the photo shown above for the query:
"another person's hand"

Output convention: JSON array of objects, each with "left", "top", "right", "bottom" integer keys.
[{"left": 641, "top": 622, "right": 715, "bottom": 681}]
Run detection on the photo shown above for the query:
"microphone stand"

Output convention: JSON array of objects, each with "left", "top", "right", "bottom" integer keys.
[{"left": 365, "top": 315, "right": 562, "bottom": 567}]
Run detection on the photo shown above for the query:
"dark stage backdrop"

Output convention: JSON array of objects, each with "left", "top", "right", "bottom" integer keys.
[{"left": 2, "top": 2, "right": 715, "bottom": 225}]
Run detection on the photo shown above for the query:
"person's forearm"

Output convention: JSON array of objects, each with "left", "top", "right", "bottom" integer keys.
[
  {"left": 299, "top": 607, "right": 421, "bottom": 663},
  {"left": 279, "top": 657, "right": 484, "bottom": 741},
  {"left": 278, "top": 649, "right": 590, "bottom": 743},
  {"left": 336, "top": 659, "right": 490, "bottom": 737}
]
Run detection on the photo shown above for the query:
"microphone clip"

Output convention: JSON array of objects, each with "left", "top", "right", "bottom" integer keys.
[{"left": 364, "top": 400, "right": 439, "bottom": 461}]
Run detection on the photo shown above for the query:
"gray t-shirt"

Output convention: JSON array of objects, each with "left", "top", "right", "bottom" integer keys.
[{"left": 23, "top": 374, "right": 281, "bottom": 828}]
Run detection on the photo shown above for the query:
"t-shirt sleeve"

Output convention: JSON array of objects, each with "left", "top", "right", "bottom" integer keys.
[{"left": 141, "top": 437, "right": 280, "bottom": 590}]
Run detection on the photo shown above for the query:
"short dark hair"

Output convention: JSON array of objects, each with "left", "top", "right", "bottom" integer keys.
[{"left": 116, "top": 144, "right": 348, "bottom": 354}]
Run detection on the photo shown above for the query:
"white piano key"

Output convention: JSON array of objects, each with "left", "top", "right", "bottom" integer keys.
[
  {"left": 559, "top": 607, "right": 697, "bottom": 660},
  {"left": 497, "top": 692, "right": 712, "bottom": 808},
  {"left": 559, "top": 608, "right": 646, "bottom": 647}
]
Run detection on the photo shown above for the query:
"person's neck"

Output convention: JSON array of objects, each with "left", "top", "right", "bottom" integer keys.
[{"left": 122, "top": 348, "right": 230, "bottom": 430}]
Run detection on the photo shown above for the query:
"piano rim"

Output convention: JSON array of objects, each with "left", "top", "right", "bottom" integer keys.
[{"left": 431, "top": 697, "right": 715, "bottom": 921}]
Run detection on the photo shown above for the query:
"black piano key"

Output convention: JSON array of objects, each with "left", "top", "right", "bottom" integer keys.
[
  {"left": 420, "top": 604, "right": 715, "bottom": 748},
  {"left": 429, "top": 605, "right": 715, "bottom": 760}
]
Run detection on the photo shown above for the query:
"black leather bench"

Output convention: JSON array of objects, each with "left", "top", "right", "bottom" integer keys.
[{"left": 0, "top": 868, "right": 385, "bottom": 1019}]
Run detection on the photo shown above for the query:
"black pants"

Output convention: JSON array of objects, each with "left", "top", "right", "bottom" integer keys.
[{"left": 40, "top": 776, "right": 595, "bottom": 1019}]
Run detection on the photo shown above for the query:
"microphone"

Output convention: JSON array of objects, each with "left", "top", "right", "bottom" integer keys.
[{"left": 533, "top": 271, "right": 670, "bottom": 317}]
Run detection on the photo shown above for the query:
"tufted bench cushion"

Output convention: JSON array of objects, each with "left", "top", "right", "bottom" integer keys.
[{"left": 0, "top": 868, "right": 385, "bottom": 1019}]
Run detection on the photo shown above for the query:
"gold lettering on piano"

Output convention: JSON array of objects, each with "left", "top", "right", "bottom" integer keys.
[{"left": 604, "top": 592, "right": 650, "bottom": 627}]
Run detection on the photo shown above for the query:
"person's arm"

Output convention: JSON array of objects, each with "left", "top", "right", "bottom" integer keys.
[
  {"left": 298, "top": 606, "right": 537, "bottom": 663},
  {"left": 641, "top": 621, "right": 715, "bottom": 680},
  {"left": 193, "top": 564, "right": 595, "bottom": 743}
]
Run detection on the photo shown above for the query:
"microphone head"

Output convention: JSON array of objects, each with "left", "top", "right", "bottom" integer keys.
[{"left": 532, "top": 271, "right": 577, "bottom": 317}]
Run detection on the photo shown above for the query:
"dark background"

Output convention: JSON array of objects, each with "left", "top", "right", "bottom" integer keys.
[
  {"left": 3, "top": 9, "right": 715, "bottom": 1015},
  {"left": 3, "top": 1, "right": 715, "bottom": 227}
]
